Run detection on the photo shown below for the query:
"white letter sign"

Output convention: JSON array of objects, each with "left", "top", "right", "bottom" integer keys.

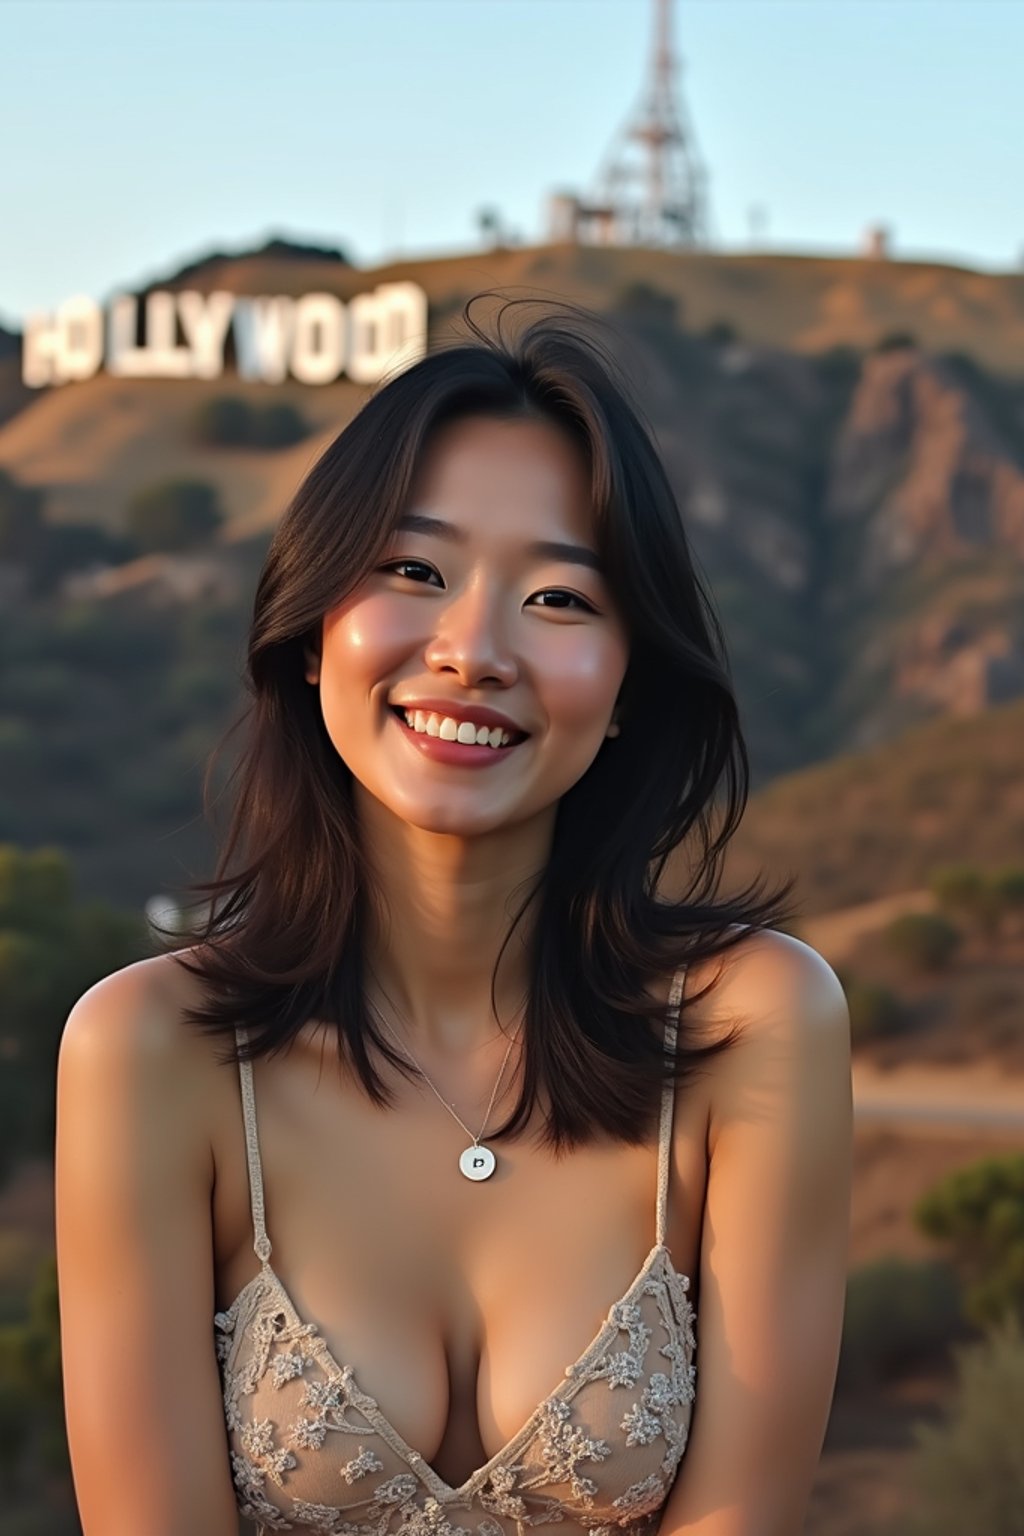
[{"left": 22, "top": 281, "right": 428, "bottom": 387}]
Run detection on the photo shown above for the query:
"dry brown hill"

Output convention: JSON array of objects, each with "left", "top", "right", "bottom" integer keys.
[
  {"left": 2, "top": 243, "right": 1023, "bottom": 518},
  {"left": 724, "top": 694, "right": 1024, "bottom": 911},
  {"left": 3, "top": 240, "right": 1024, "bottom": 868}
]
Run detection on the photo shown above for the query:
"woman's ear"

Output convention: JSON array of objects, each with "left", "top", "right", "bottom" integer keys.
[{"left": 302, "top": 632, "right": 321, "bottom": 686}]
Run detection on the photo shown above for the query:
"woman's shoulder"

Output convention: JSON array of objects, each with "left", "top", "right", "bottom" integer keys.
[
  {"left": 58, "top": 946, "right": 226, "bottom": 1115},
  {"left": 696, "top": 921, "right": 847, "bottom": 1007},
  {"left": 685, "top": 925, "right": 851, "bottom": 1142},
  {"left": 684, "top": 924, "right": 846, "bottom": 1035}
]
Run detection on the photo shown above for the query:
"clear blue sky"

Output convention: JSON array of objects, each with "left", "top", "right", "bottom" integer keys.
[{"left": 3, "top": 0, "right": 1021, "bottom": 328}]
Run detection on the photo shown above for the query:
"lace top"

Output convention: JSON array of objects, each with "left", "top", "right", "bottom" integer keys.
[{"left": 213, "top": 967, "right": 697, "bottom": 1536}]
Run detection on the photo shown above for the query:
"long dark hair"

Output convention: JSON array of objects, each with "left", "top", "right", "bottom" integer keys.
[{"left": 164, "top": 293, "right": 798, "bottom": 1152}]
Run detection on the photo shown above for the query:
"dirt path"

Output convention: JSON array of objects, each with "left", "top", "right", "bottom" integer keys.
[
  {"left": 853, "top": 1057, "right": 1024, "bottom": 1135},
  {"left": 801, "top": 889, "right": 936, "bottom": 968}
]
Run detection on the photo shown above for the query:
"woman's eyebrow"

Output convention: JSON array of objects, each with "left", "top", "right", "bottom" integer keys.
[{"left": 395, "top": 512, "right": 604, "bottom": 573}]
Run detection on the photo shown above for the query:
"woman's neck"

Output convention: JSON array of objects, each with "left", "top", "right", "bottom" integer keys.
[{"left": 356, "top": 788, "right": 552, "bottom": 1056}]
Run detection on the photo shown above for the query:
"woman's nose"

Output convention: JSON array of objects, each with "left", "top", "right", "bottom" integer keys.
[{"left": 422, "top": 580, "right": 519, "bottom": 688}]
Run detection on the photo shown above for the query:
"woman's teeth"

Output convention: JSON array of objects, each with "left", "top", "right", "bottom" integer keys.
[{"left": 401, "top": 709, "right": 512, "bottom": 748}]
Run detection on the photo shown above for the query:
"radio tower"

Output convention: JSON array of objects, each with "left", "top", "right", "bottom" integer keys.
[{"left": 591, "top": 0, "right": 709, "bottom": 247}]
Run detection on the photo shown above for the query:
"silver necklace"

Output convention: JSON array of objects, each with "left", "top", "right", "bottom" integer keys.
[{"left": 369, "top": 997, "right": 523, "bottom": 1181}]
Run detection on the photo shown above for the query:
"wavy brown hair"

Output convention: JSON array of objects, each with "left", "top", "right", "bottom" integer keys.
[{"left": 163, "top": 293, "right": 798, "bottom": 1152}]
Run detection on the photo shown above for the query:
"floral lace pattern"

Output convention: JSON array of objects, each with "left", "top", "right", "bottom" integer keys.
[
  {"left": 214, "top": 1244, "right": 696, "bottom": 1536},
  {"left": 215, "top": 966, "right": 696, "bottom": 1535}
]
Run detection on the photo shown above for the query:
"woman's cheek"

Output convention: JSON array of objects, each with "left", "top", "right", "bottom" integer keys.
[
  {"left": 536, "top": 633, "right": 625, "bottom": 735},
  {"left": 325, "top": 595, "right": 422, "bottom": 680}
]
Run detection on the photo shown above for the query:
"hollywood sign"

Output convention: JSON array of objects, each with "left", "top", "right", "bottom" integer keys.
[{"left": 22, "top": 280, "right": 428, "bottom": 388}]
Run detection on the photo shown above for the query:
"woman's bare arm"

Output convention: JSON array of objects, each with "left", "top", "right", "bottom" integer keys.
[
  {"left": 55, "top": 958, "right": 240, "bottom": 1536},
  {"left": 659, "top": 931, "right": 853, "bottom": 1536}
]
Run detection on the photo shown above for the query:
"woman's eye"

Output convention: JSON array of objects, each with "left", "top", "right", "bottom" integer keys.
[
  {"left": 529, "top": 589, "right": 596, "bottom": 613},
  {"left": 381, "top": 559, "right": 442, "bottom": 585}
]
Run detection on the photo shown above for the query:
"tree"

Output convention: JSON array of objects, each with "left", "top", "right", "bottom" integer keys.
[
  {"left": 838, "top": 1255, "right": 961, "bottom": 1388},
  {"left": 191, "top": 395, "right": 252, "bottom": 446},
  {"left": 900, "top": 1312, "right": 1024, "bottom": 1536},
  {"left": 884, "top": 911, "right": 961, "bottom": 973},
  {"left": 930, "top": 863, "right": 1005, "bottom": 939},
  {"left": 914, "top": 1153, "right": 1024, "bottom": 1330},
  {"left": 190, "top": 396, "right": 309, "bottom": 449},
  {"left": 0, "top": 470, "right": 46, "bottom": 564},
  {"left": 0, "top": 844, "right": 147, "bottom": 1186},
  {"left": 992, "top": 866, "right": 1024, "bottom": 939},
  {"left": 125, "top": 478, "right": 223, "bottom": 554},
  {"left": 250, "top": 402, "right": 308, "bottom": 448},
  {"left": 844, "top": 978, "right": 906, "bottom": 1043}
]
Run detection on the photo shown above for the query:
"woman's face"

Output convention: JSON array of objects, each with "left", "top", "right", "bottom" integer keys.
[{"left": 305, "top": 414, "right": 629, "bottom": 838}]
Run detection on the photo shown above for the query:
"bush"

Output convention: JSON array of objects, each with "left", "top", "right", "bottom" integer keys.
[
  {"left": 191, "top": 396, "right": 251, "bottom": 446},
  {"left": 125, "top": 479, "right": 223, "bottom": 554},
  {"left": 914, "top": 1154, "right": 1024, "bottom": 1331},
  {"left": 930, "top": 862, "right": 1006, "bottom": 938},
  {"left": 845, "top": 978, "right": 906, "bottom": 1043},
  {"left": 702, "top": 318, "right": 738, "bottom": 346},
  {"left": 614, "top": 282, "right": 681, "bottom": 330},
  {"left": 884, "top": 912, "right": 961, "bottom": 973},
  {"left": 0, "top": 472, "right": 46, "bottom": 564},
  {"left": 190, "top": 396, "right": 309, "bottom": 449},
  {"left": 249, "top": 401, "right": 308, "bottom": 447},
  {"left": 0, "top": 1252, "right": 66, "bottom": 1490},
  {"left": 0, "top": 845, "right": 147, "bottom": 1182},
  {"left": 930, "top": 862, "right": 985, "bottom": 914},
  {"left": 837, "top": 1255, "right": 962, "bottom": 1390},
  {"left": 992, "top": 866, "right": 1024, "bottom": 938},
  {"left": 899, "top": 1311, "right": 1024, "bottom": 1536},
  {"left": 873, "top": 330, "right": 918, "bottom": 352},
  {"left": 992, "top": 866, "right": 1024, "bottom": 908}
]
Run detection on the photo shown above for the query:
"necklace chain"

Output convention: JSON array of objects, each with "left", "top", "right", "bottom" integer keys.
[{"left": 368, "top": 996, "right": 523, "bottom": 1148}]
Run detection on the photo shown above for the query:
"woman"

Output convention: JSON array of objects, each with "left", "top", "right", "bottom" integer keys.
[{"left": 55, "top": 296, "right": 852, "bottom": 1536}]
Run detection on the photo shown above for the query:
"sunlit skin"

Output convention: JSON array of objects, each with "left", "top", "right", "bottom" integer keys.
[
  {"left": 54, "top": 420, "right": 853, "bottom": 1536},
  {"left": 302, "top": 415, "right": 629, "bottom": 1063}
]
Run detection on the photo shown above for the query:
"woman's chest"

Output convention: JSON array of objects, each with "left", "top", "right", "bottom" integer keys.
[{"left": 211, "top": 1051, "right": 708, "bottom": 1484}]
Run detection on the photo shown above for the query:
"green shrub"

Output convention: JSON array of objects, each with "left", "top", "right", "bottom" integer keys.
[
  {"left": 702, "top": 318, "right": 738, "bottom": 346},
  {"left": 899, "top": 1311, "right": 1024, "bottom": 1536},
  {"left": 873, "top": 330, "right": 918, "bottom": 352},
  {"left": 0, "top": 471, "right": 46, "bottom": 564},
  {"left": 930, "top": 862, "right": 985, "bottom": 914},
  {"left": 190, "top": 396, "right": 309, "bottom": 449},
  {"left": 930, "top": 862, "right": 1010, "bottom": 938},
  {"left": 614, "top": 281, "right": 681, "bottom": 330},
  {"left": 191, "top": 395, "right": 251, "bottom": 446},
  {"left": 992, "top": 866, "right": 1024, "bottom": 938},
  {"left": 0, "top": 845, "right": 146, "bottom": 1181},
  {"left": 884, "top": 911, "right": 961, "bottom": 973},
  {"left": 845, "top": 979, "right": 906, "bottom": 1043},
  {"left": 992, "top": 866, "right": 1024, "bottom": 908},
  {"left": 914, "top": 1154, "right": 1024, "bottom": 1331},
  {"left": 249, "top": 401, "right": 307, "bottom": 447},
  {"left": 125, "top": 478, "right": 223, "bottom": 553},
  {"left": 0, "top": 1253, "right": 65, "bottom": 1492},
  {"left": 838, "top": 1255, "right": 961, "bottom": 1389}
]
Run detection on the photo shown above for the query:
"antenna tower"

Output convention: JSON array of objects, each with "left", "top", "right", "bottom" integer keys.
[{"left": 592, "top": 0, "right": 709, "bottom": 247}]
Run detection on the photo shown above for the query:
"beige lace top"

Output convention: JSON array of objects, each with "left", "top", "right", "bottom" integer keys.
[{"left": 213, "top": 966, "right": 697, "bottom": 1536}]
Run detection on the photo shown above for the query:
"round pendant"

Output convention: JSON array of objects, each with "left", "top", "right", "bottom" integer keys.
[{"left": 459, "top": 1143, "right": 496, "bottom": 1181}]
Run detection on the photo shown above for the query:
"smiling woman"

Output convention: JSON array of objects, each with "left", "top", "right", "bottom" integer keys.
[{"left": 54, "top": 293, "right": 852, "bottom": 1536}]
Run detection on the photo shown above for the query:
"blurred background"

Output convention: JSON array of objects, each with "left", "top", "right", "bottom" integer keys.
[{"left": 1, "top": 1, "right": 1023, "bottom": 1531}]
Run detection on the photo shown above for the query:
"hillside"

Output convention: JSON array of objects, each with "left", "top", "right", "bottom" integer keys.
[
  {"left": 1, "top": 240, "right": 1024, "bottom": 918},
  {"left": 723, "top": 694, "right": 1024, "bottom": 910}
]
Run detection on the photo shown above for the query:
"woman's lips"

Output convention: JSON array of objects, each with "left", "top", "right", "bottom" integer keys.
[{"left": 389, "top": 707, "right": 527, "bottom": 768}]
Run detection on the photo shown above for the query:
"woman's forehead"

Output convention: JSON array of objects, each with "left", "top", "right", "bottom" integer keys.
[{"left": 408, "top": 416, "right": 595, "bottom": 541}]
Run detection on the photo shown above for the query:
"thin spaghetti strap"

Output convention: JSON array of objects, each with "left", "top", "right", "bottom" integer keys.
[
  {"left": 655, "top": 964, "right": 687, "bottom": 1248},
  {"left": 234, "top": 1026, "right": 273, "bottom": 1265}
]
